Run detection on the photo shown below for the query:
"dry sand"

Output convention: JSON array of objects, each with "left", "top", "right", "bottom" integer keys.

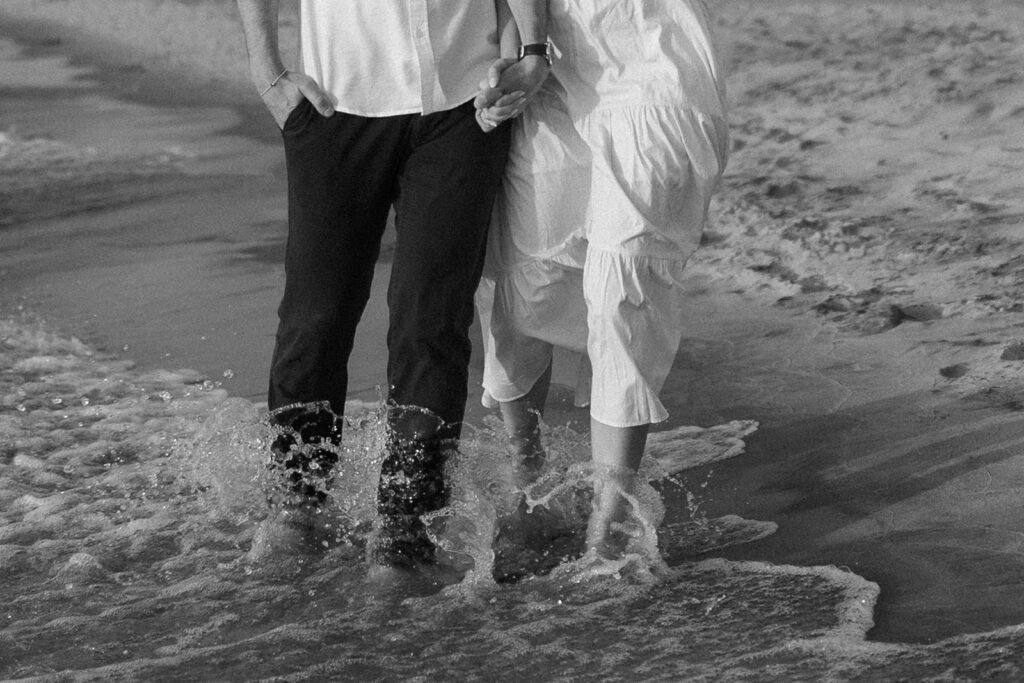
[{"left": 2, "top": 0, "right": 1024, "bottom": 652}]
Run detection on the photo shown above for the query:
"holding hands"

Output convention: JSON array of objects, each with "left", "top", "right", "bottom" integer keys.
[{"left": 475, "top": 52, "right": 551, "bottom": 132}]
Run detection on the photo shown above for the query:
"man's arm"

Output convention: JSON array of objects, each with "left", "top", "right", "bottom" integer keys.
[
  {"left": 489, "top": 0, "right": 549, "bottom": 89},
  {"left": 475, "top": 0, "right": 549, "bottom": 129},
  {"left": 474, "top": 0, "right": 526, "bottom": 130},
  {"left": 236, "top": 0, "right": 333, "bottom": 127},
  {"left": 506, "top": 0, "right": 548, "bottom": 49},
  {"left": 497, "top": 0, "right": 518, "bottom": 59}
]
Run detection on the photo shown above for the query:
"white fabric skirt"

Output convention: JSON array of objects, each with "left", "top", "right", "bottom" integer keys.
[{"left": 477, "top": 79, "right": 728, "bottom": 427}]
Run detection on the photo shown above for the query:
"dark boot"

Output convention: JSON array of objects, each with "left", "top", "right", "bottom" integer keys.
[
  {"left": 371, "top": 406, "right": 453, "bottom": 567},
  {"left": 267, "top": 401, "right": 343, "bottom": 509}
]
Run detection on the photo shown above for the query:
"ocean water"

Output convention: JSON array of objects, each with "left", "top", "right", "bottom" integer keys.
[
  {"left": 4, "top": 317, "right": 1024, "bottom": 681},
  {"left": 4, "top": 4, "right": 1024, "bottom": 678}
]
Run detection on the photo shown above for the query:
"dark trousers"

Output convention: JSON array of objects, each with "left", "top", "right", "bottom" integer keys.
[{"left": 267, "top": 99, "right": 509, "bottom": 538}]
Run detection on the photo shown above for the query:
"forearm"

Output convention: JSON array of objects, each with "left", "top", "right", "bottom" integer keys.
[
  {"left": 236, "top": 0, "right": 332, "bottom": 124},
  {"left": 505, "top": 0, "right": 548, "bottom": 45},
  {"left": 495, "top": 0, "right": 519, "bottom": 59},
  {"left": 477, "top": 0, "right": 550, "bottom": 127},
  {"left": 236, "top": 0, "right": 284, "bottom": 84}
]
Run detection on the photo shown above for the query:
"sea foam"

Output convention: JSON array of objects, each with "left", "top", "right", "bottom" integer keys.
[{"left": 3, "top": 317, "right": 1022, "bottom": 680}]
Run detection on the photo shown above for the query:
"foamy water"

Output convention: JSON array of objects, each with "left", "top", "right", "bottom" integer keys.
[
  {"left": 3, "top": 317, "right": 1024, "bottom": 680},
  {"left": 4, "top": 1, "right": 1024, "bottom": 677}
]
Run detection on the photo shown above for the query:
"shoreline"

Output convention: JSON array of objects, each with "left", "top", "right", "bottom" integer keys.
[
  {"left": 0, "top": 1, "right": 303, "bottom": 150},
  {"left": 3, "top": 0, "right": 1024, "bottom": 653},
  {"left": 0, "top": 0, "right": 272, "bottom": 92},
  {"left": 0, "top": 17, "right": 291, "bottom": 405}
]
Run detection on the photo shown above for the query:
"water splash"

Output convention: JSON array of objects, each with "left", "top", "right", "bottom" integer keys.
[
  {"left": 174, "top": 390, "right": 774, "bottom": 592},
  {"left": 17, "top": 315, "right": 997, "bottom": 681}
]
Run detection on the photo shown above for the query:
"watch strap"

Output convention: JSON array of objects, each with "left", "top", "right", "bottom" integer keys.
[{"left": 518, "top": 42, "right": 552, "bottom": 66}]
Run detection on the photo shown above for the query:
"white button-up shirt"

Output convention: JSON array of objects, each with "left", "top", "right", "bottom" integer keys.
[{"left": 299, "top": 1, "right": 500, "bottom": 116}]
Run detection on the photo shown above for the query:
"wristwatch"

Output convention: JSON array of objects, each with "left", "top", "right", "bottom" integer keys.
[{"left": 518, "top": 42, "right": 553, "bottom": 67}]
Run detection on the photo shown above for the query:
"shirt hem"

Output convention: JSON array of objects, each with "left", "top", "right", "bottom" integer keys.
[{"left": 330, "top": 93, "right": 477, "bottom": 118}]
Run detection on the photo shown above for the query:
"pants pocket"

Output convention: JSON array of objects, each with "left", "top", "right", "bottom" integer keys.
[{"left": 281, "top": 97, "right": 313, "bottom": 133}]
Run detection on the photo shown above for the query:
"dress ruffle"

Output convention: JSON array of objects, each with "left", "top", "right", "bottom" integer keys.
[
  {"left": 476, "top": 0, "right": 728, "bottom": 426},
  {"left": 480, "top": 245, "right": 690, "bottom": 426}
]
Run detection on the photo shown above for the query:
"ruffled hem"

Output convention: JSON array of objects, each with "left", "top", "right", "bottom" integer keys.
[
  {"left": 583, "top": 245, "right": 689, "bottom": 426},
  {"left": 478, "top": 245, "right": 689, "bottom": 426}
]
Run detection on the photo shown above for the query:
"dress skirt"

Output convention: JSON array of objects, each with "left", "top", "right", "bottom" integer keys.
[{"left": 477, "top": 0, "right": 729, "bottom": 427}]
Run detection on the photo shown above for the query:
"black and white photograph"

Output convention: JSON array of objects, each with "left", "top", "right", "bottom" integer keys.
[{"left": 1, "top": 0, "right": 1023, "bottom": 679}]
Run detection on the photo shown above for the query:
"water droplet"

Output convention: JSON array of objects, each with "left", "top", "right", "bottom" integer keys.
[
  {"left": 16, "top": 404, "right": 26, "bottom": 412},
  {"left": 51, "top": 397, "right": 63, "bottom": 405},
  {"left": 80, "top": 397, "right": 90, "bottom": 406}
]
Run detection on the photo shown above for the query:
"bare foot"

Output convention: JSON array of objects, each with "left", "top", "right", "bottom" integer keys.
[
  {"left": 585, "top": 468, "right": 638, "bottom": 559},
  {"left": 515, "top": 451, "right": 545, "bottom": 489}
]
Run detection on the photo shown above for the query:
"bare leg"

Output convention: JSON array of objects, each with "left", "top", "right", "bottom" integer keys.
[
  {"left": 586, "top": 418, "right": 650, "bottom": 558},
  {"left": 497, "top": 361, "right": 553, "bottom": 486}
]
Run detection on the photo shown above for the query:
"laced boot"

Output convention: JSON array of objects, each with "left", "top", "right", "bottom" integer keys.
[{"left": 371, "top": 407, "right": 452, "bottom": 568}]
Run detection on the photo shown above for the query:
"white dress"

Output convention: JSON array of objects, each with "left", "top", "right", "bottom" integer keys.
[{"left": 477, "top": 0, "right": 729, "bottom": 427}]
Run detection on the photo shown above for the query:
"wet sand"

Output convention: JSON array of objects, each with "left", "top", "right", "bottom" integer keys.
[
  {"left": 0, "top": 17, "right": 393, "bottom": 408},
  {"left": 3, "top": 0, "right": 1024, "bottom": 653}
]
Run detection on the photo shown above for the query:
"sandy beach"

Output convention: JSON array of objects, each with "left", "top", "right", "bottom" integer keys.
[{"left": 2, "top": 0, "right": 1024, "bottom": 679}]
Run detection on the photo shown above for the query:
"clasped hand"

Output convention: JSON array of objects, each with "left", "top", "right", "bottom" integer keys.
[{"left": 474, "top": 56, "right": 550, "bottom": 132}]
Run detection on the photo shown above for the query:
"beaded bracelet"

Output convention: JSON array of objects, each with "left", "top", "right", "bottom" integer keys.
[{"left": 259, "top": 68, "right": 289, "bottom": 97}]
